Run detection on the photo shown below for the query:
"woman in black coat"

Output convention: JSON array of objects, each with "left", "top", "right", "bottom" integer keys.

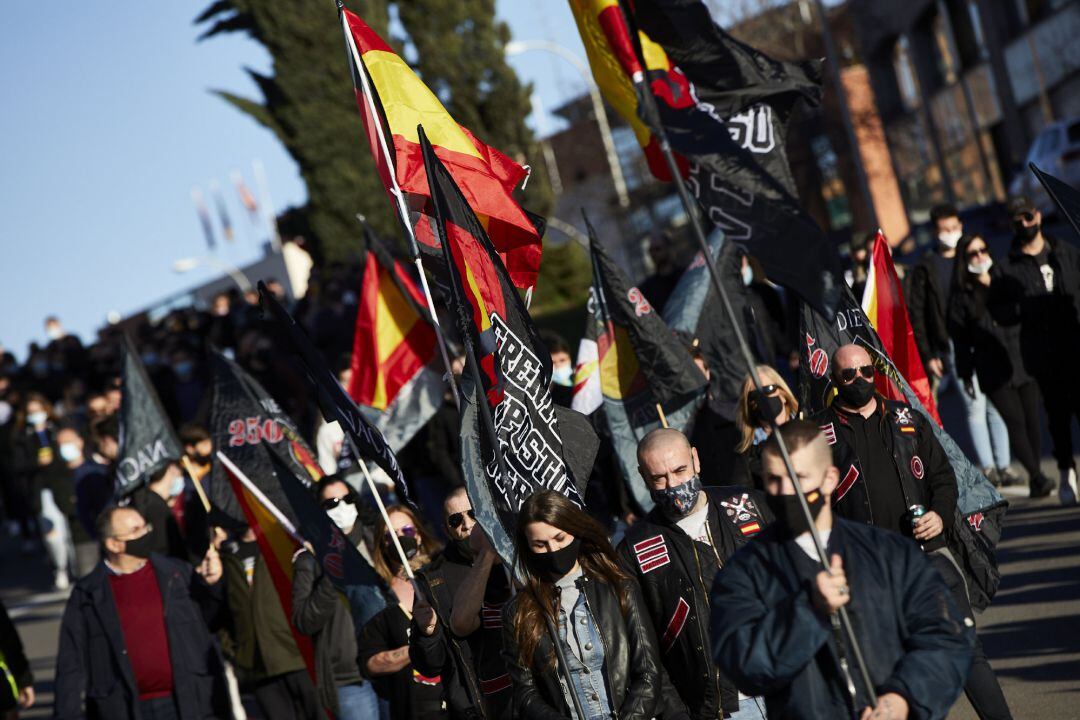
[
  {"left": 948, "top": 234, "right": 1053, "bottom": 495},
  {"left": 502, "top": 490, "right": 662, "bottom": 720}
]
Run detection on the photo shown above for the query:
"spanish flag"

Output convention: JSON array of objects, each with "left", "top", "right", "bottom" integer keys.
[
  {"left": 568, "top": 0, "right": 691, "bottom": 180},
  {"left": 349, "top": 234, "right": 438, "bottom": 413},
  {"left": 218, "top": 453, "right": 317, "bottom": 687},
  {"left": 861, "top": 231, "right": 941, "bottom": 425},
  {"left": 340, "top": 7, "right": 543, "bottom": 290}
]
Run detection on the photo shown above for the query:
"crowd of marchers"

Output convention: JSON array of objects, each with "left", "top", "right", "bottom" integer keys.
[{"left": 1, "top": 194, "right": 1076, "bottom": 720}]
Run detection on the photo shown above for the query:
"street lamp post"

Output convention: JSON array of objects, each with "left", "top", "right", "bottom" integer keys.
[
  {"left": 172, "top": 255, "right": 254, "bottom": 294},
  {"left": 505, "top": 39, "right": 630, "bottom": 208}
]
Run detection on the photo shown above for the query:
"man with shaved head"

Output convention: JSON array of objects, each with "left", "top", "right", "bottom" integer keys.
[
  {"left": 711, "top": 421, "right": 974, "bottom": 719},
  {"left": 616, "top": 427, "right": 770, "bottom": 719},
  {"left": 812, "top": 344, "right": 1012, "bottom": 719}
]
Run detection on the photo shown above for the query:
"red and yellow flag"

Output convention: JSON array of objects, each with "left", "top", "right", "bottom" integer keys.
[
  {"left": 568, "top": 0, "right": 692, "bottom": 180},
  {"left": 861, "top": 231, "right": 941, "bottom": 425},
  {"left": 349, "top": 243, "right": 437, "bottom": 412},
  {"left": 222, "top": 458, "right": 317, "bottom": 685},
  {"left": 342, "top": 8, "right": 543, "bottom": 289}
]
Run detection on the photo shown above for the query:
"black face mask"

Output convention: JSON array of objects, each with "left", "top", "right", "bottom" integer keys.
[
  {"left": 527, "top": 538, "right": 582, "bottom": 582},
  {"left": 123, "top": 532, "right": 156, "bottom": 559},
  {"left": 387, "top": 535, "right": 419, "bottom": 562},
  {"left": 1014, "top": 222, "right": 1040, "bottom": 242},
  {"left": 193, "top": 452, "right": 212, "bottom": 467},
  {"left": 450, "top": 537, "right": 475, "bottom": 563},
  {"left": 750, "top": 394, "right": 785, "bottom": 427},
  {"left": 835, "top": 377, "right": 876, "bottom": 408},
  {"left": 765, "top": 488, "right": 825, "bottom": 538}
]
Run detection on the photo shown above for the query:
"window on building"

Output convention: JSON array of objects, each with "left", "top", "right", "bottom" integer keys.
[
  {"left": 893, "top": 36, "right": 921, "bottom": 111},
  {"left": 612, "top": 125, "right": 645, "bottom": 191},
  {"left": 965, "top": 1, "right": 988, "bottom": 60},
  {"left": 932, "top": 12, "right": 959, "bottom": 84}
]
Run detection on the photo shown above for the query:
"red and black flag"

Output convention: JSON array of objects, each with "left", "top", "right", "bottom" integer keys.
[
  {"left": 581, "top": 217, "right": 706, "bottom": 510},
  {"left": 115, "top": 335, "right": 184, "bottom": 497},
  {"left": 419, "top": 124, "right": 596, "bottom": 564},
  {"left": 206, "top": 349, "right": 323, "bottom": 525},
  {"left": 569, "top": 0, "right": 840, "bottom": 314}
]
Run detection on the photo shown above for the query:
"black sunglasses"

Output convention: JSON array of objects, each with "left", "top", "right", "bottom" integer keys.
[
  {"left": 1011, "top": 211, "right": 1035, "bottom": 224},
  {"left": 748, "top": 385, "right": 780, "bottom": 404},
  {"left": 966, "top": 246, "right": 989, "bottom": 259},
  {"left": 319, "top": 494, "right": 355, "bottom": 511},
  {"left": 838, "top": 364, "right": 875, "bottom": 383},
  {"left": 447, "top": 509, "right": 475, "bottom": 529}
]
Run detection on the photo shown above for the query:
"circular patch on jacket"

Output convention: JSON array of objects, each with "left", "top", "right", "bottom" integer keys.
[
  {"left": 809, "top": 347, "right": 828, "bottom": 378},
  {"left": 910, "top": 455, "right": 925, "bottom": 480}
]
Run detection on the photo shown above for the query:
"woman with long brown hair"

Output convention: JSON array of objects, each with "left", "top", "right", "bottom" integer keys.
[
  {"left": 503, "top": 490, "right": 661, "bottom": 719},
  {"left": 357, "top": 505, "right": 447, "bottom": 719}
]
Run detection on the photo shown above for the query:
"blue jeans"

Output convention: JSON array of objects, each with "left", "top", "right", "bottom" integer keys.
[
  {"left": 338, "top": 681, "right": 379, "bottom": 720},
  {"left": 944, "top": 345, "right": 1010, "bottom": 470},
  {"left": 728, "top": 695, "right": 768, "bottom": 719}
]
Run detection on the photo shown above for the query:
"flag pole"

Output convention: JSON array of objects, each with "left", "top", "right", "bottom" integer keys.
[
  {"left": 347, "top": 437, "right": 418, "bottom": 582},
  {"left": 181, "top": 456, "right": 212, "bottom": 513},
  {"left": 216, "top": 451, "right": 304, "bottom": 543},
  {"left": 615, "top": 2, "right": 877, "bottom": 710},
  {"left": 339, "top": 6, "right": 460, "bottom": 410}
]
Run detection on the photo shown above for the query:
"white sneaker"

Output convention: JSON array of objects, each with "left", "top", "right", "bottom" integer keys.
[
  {"left": 54, "top": 569, "right": 70, "bottom": 591},
  {"left": 1060, "top": 468, "right": 1078, "bottom": 506}
]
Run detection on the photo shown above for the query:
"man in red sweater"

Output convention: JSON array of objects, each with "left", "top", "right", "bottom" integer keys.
[{"left": 54, "top": 506, "right": 229, "bottom": 720}]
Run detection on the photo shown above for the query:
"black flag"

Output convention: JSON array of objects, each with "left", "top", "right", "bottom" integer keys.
[
  {"left": 259, "top": 284, "right": 414, "bottom": 508},
  {"left": 265, "top": 446, "right": 387, "bottom": 628},
  {"left": 420, "top": 125, "right": 597, "bottom": 564},
  {"left": 207, "top": 349, "right": 323, "bottom": 524},
  {"left": 621, "top": 0, "right": 841, "bottom": 315},
  {"left": 116, "top": 335, "right": 183, "bottom": 497},
  {"left": 1030, "top": 162, "right": 1080, "bottom": 242}
]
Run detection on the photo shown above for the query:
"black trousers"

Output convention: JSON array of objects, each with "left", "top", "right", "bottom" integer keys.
[
  {"left": 928, "top": 552, "right": 1012, "bottom": 720},
  {"left": 252, "top": 669, "right": 321, "bottom": 720},
  {"left": 986, "top": 382, "right": 1043, "bottom": 482},
  {"left": 138, "top": 696, "right": 179, "bottom": 720},
  {"left": 1034, "top": 373, "right": 1080, "bottom": 470}
]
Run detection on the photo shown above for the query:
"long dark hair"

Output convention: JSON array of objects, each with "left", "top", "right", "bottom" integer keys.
[
  {"left": 950, "top": 234, "right": 994, "bottom": 321},
  {"left": 511, "top": 490, "right": 629, "bottom": 670}
]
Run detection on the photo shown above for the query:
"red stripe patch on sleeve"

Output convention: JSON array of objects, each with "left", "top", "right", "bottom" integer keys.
[
  {"left": 820, "top": 422, "right": 837, "bottom": 446},
  {"left": 479, "top": 673, "right": 512, "bottom": 695},
  {"left": 634, "top": 534, "right": 670, "bottom": 574},
  {"left": 481, "top": 601, "right": 504, "bottom": 629},
  {"left": 835, "top": 465, "right": 860, "bottom": 502},
  {"left": 661, "top": 597, "right": 691, "bottom": 653}
]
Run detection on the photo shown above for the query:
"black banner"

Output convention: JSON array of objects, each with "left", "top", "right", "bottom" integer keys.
[
  {"left": 207, "top": 348, "right": 322, "bottom": 524},
  {"left": 115, "top": 335, "right": 183, "bottom": 497}
]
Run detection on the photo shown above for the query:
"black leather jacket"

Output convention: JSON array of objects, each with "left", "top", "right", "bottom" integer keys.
[
  {"left": 501, "top": 575, "right": 661, "bottom": 720},
  {"left": 812, "top": 398, "right": 957, "bottom": 551},
  {"left": 617, "top": 486, "right": 770, "bottom": 719}
]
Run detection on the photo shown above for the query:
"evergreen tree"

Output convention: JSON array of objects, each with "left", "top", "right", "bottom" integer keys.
[{"left": 195, "top": 0, "right": 395, "bottom": 261}]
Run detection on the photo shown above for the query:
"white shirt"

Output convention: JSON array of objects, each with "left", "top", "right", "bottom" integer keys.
[
  {"left": 795, "top": 529, "right": 832, "bottom": 561},
  {"left": 675, "top": 499, "right": 712, "bottom": 547}
]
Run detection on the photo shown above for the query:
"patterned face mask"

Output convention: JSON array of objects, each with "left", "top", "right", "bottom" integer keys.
[{"left": 651, "top": 474, "right": 702, "bottom": 519}]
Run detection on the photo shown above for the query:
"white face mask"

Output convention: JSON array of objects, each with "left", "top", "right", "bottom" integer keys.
[
  {"left": 47, "top": 325, "right": 63, "bottom": 341},
  {"left": 169, "top": 475, "right": 186, "bottom": 498},
  {"left": 327, "top": 502, "right": 358, "bottom": 531},
  {"left": 59, "top": 443, "right": 81, "bottom": 463},
  {"left": 551, "top": 365, "right": 573, "bottom": 387},
  {"left": 968, "top": 258, "right": 993, "bottom": 275},
  {"left": 27, "top": 411, "right": 47, "bottom": 427},
  {"left": 938, "top": 230, "right": 962, "bottom": 249},
  {"left": 741, "top": 264, "right": 754, "bottom": 286}
]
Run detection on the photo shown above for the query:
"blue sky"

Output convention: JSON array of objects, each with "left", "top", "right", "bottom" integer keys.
[{"left": 0, "top": 2, "right": 587, "bottom": 361}]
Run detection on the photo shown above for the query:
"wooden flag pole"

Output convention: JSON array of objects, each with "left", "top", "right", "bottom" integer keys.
[
  {"left": 340, "top": 7, "right": 459, "bottom": 410},
  {"left": 655, "top": 404, "right": 669, "bottom": 429},
  {"left": 181, "top": 456, "right": 212, "bottom": 513},
  {"left": 615, "top": 1, "right": 877, "bottom": 710},
  {"left": 349, "top": 439, "right": 417, "bottom": 582}
]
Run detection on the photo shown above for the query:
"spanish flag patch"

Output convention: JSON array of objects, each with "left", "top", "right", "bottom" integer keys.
[{"left": 739, "top": 520, "right": 762, "bottom": 536}]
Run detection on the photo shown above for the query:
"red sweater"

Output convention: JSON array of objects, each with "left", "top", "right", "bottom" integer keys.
[{"left": 108, "top": 562, "right": 174, "bottom": 700}]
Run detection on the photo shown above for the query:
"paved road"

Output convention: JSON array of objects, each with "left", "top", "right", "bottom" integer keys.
[{"left": 4, "top": 477, "right": 1077, "bottom": 718}]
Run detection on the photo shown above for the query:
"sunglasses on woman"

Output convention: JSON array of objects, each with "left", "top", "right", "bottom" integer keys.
[
  {"left": 838, "top": 364, "right": 875, "bottom": 383},
  {"left": 386, "top": 525, "right": 418, "bottom": 541},
  {"left": 319, "top": 495, "right": 355, "bottom": 511},
  {"left": 966, "top": 246, "right": 988, "bottom": 259},
  {"left": 447, "top": 509, "right": 475, "bottom": 529},
  {"left": 748, "top": 385, "right": 779, "bottom": 404}
]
